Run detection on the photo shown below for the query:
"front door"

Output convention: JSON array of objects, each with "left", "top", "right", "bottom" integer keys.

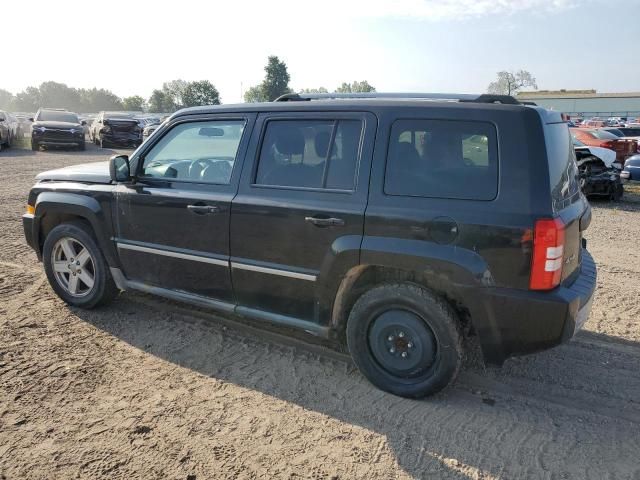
[
  {"left": 114, "top": 114, "right": 255, "bottom": 304},
  {"left": 230, "top": 112, "right": 375, "bottom": 323}
]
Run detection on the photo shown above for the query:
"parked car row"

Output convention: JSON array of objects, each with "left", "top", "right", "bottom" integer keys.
[{"left": 0, "top": 110, "right": 21, "bottom": 150}]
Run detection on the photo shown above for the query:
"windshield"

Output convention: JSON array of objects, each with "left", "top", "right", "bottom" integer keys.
[
  {"left": 588, "top": 130, "right": 618, "bottom": 140},
  {"left": 605, "top": 129, "right": 624, "bottom": 137},
  {"left": 37, "top": 111, "right": 79, "bottom": 123},
  {"left": 104, "top": 113, "right": 134, "bottom": 120}
]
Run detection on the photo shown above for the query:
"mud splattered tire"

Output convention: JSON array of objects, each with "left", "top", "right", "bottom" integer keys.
[
  {"left": 42, "top": 221, "right": 118, "bottom": 309},
  {"left": 346, "top": 283, "right": 463, "bottom": 398}
]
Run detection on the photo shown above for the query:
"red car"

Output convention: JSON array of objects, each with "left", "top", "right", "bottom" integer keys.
[{"left": 570, "top": 128, "right": 638, "bottom": 166}]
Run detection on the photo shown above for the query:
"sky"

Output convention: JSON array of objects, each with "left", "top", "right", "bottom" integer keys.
[{"left": 4, "top": 0, "right": 639, "bottom": 103}]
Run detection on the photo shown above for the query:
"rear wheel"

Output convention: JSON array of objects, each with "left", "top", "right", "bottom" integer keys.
[
  {"left": 42, "top": 222, "right": 118, "bottom": 308},
  {"left": 346, "top": 283, "right": 463, "bottom": 398},
  {"left": 31, "top": 141, "right": 39, "bottom": 151}
]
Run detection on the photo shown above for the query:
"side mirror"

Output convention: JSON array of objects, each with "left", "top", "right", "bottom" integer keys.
[
  {"left": 109, "top": 154, "right": 130, "bottom": 183},
  {"left": 28, "top": 117, "right": 34, "bottom": 122}
]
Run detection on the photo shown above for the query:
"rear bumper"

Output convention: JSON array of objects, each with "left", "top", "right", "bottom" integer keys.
[
  {"left": 469, "top": 248, "right": 597, "bottom": 365},
  {"left": 101, "top": 133, "right": 141, "bottom": 145}
]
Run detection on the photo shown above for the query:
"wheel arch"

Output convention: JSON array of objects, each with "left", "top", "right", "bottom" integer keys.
[{"left": 33, "top": 192, "right": 118, "bottom": 266}]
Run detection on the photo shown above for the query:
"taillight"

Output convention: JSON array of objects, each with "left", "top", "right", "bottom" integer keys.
[
  {"left": 599, "top": 140, "right": 615, "bottom": 149},
  {"left": 530, "top": 218, "right": 565, "bottom": 290}
]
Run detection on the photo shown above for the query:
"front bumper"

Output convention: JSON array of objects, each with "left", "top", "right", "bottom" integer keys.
[
  {"left": 33, "top": 133, "right": 84, "bottom": 146},
  {"left": 23, "top": 213, "right": 40, "bottom": 259},
  {"left": 469, "top": 248, "right": 597, "bottom": 364}
]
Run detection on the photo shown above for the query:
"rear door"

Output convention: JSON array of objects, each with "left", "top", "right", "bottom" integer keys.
[
  {"left": 114, "top": 114, "right": 255, "bottom": 304},
  {"left": 230, "top": 111, "right": 375, "bottom": 323}
]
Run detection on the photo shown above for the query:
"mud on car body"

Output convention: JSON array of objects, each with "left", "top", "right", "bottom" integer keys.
[{"left": 23, "top": 93, "right": 597, "bottom": 398}]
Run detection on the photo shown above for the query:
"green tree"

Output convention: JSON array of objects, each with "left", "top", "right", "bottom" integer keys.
[
  {"left": 78, "top": 88, "right": 123, "bottom": 112},
  {"left": 243, "top": 85, "right": 268, "bottom": 103},
  {"left": 244, "top": 56, "right": 291, "bottom": 102},
  {"left": 181, "top": 80, "right": 220, "bottom": 107},
  {"left": 487, "top": 70, "right": 537, "bottom": 96},
  {"left": 0, "top": 89, "right": 13, "bottom": 110},
  {"left": 148, "top": 89, "right": 176, "bottom": 113},
  {"left": 38, "top": 81, "right": 81, "bottom": 111},
  {"left": 162, "top": 79, "right": 188, "bottom": 108},
  {"left": 122, "top": 95, "right": 147, "bottom": 111},
  {"left": 335, "top": 80, "right": 376, "bottom": 93},
  {"left": 12, "top": 87, "right": 40, "bottom": 112}
]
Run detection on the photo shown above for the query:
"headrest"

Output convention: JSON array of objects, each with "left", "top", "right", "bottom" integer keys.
[{"left": 274, "top": 128, "right": 305, "bottom": 155}]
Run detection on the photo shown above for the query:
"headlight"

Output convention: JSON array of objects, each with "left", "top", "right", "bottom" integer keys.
[{"left": 33, "top": 126, "right": 46, "bottom": 133}]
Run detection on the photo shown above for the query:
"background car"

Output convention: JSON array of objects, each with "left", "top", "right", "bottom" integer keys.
[
  {"left": 89, "top": 111, "right": 142, "bottom": 148},
  {"left": 30, "top": 108, "right": 86, "bottom": 151},
  {"left": 570, "top": 127, "right": 638, "bottom": 166},
  {"left": 0, "top": 110, "right": 12, "bottom": 150},
  {"left": 620, "top": 155, "right": 640, "bottom": 181}
]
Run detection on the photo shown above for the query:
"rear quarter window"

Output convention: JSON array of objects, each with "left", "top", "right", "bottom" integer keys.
[
  {"left": 384, "top": 119, "right": 498, "bottom": 200},
  {"left": 545, "top": 123, "right": 580, "bottom": 212}
]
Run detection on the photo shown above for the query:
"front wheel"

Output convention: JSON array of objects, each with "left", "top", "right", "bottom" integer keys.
[
  {"left": 42, "top": 222, "right": 118, "bottom": 308},
  {"left": 31, "top": 141, "right": 39, "bottom": 151},
  {"left": 346, "top": 283, "right": 463, "bottom": 398}
]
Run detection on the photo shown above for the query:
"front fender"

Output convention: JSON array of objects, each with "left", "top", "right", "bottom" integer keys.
[{"left": 32, "top": 191, "right": 118, "bottom": 266}]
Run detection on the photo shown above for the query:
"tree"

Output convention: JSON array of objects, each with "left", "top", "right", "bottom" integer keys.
[
  {"left": 487, "top": 70, "right": 538, "bottom": 96},
  {"left": 77, "top": 88, "right": 123, "bottom": 112},
  {"left": 38, "top": 82, "right": 81, "bottom": 111},
  {"left": 181, "top": 80, "right": 220, "bottom": 107},
  {"left": 148, "top": 89, "right": 175, "bottom": 113},
  {"left": 244, "top": 85, "right": 268, "bottom": 103},
  {"left": 162, "top": 79, "right": 188, "bottom": 108},
  {"left": 335, "top": 80, "right": 376, "bottom": 93},
  {"left": 122, "top": 95, "right": 146, "bottom": 112},
  {"left": 12, "top": 87, "right": 41, "bottom": 112},
  {"left": 244, "top": 56, "right": 291, "bottom": 102},
  {"left": 0, "top": 89, "right": 13, "bottom": 110}
]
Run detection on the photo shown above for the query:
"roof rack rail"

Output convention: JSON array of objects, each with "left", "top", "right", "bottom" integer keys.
[{"left": 274, "top": 92, "right": 522, "bottom": 105}]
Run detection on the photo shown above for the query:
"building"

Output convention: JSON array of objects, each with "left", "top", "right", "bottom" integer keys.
[{"left": 516, "top": 90, "right": 640, "bottom": 118}]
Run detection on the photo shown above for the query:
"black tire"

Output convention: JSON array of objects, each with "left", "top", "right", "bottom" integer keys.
[
  {"left": 99, "top": 136, "right": 106, "bottom": 148},
  {"left": 42, "top": 221, "right": 118, "bottom": 309},
  {"left": 78, "top": 141, "right": 86, "bottom": 151},
  {"left": 31, "top": 141, "right": 39, "bottom": 151},
  {"left": 346, "top": 283, "right": 463, "bottom": 398}
]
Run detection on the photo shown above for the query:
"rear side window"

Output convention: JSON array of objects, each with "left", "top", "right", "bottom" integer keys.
[
  {"left": 385, "top": 119, "right": 498, "bottom": 200},
  {"left": 255, "top": 119, "right": 363, "bottom": 191}
]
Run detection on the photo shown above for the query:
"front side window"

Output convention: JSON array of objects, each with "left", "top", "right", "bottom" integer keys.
[
  {"left": 255, "top": 119, "right": 362, "bottom": 190},
  {"left": 385, "top": 119, "right": 498, "bottom": 200},
  {"left": 141, "top": 120, "right": 245, "bottom": 184}
]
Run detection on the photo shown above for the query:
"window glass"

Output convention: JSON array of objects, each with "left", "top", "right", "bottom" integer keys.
[
  {"left": 255, "top": 119, "right": 362, "bottom": 190},
  {"left": 37, "top": 111, "right": 79, "bottom": 123},
  {"left": 141, "top": 120, "right": 245, "bottom": 184},
  {"left": 385, "top": 119, "right": 498, "bottom": 200}
]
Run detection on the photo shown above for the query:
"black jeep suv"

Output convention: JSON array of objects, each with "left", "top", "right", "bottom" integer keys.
[
  {"left": 22, "top": 93, "right": 597, "bottom": 398},
  {"left": 31, "top": 109, "right": 86, "bottom": 151}
]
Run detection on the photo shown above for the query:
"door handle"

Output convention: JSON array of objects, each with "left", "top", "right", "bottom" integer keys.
[
  {"left": 305, "top": 216, "right": 345, "bottom": 227},
  {"left": 187, "top": 204, "right": 219, "bottom": 214}
]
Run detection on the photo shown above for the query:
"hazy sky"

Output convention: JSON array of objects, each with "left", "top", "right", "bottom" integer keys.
[{"left": 4, "top": 0, "right": 638, "bottom": 103}]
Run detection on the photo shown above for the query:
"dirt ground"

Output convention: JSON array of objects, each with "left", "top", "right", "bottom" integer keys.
[{"left": 1, "top": 143, "right": 639, "bottom": 480}]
